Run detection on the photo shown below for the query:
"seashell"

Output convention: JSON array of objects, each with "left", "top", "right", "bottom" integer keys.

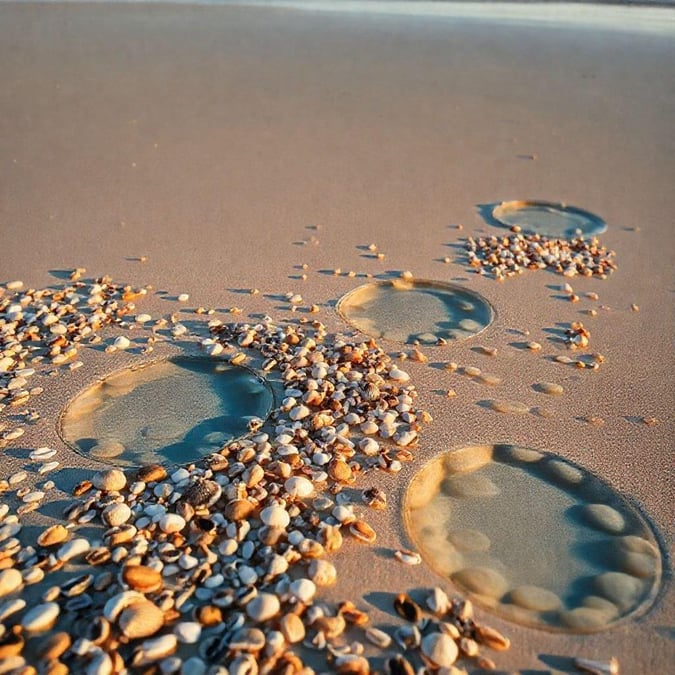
[
  {"left": 22, "top": 490, "right": 45, "bottom": 503},
  {"left": 85, "top": 649, "right": 113, "bottom": 675},
  {"left": 159, "top": 513, "right": 186, "bottom": 534},
  {"left": 229, "top": 627, "right": 266, "bottom": 652},
  {"left": 314, "top": 613, "right": 346, "bottom": 639},
  {"left": 113, "top": 335, "right": 131, "bottom": 350},
  {"left": 196, "top": 604, "right": 223, "bottom": 626},
  {"left": 62, "top": 573, "right": 94, "bottom": 597},
  {"left": 92, "top": 469, "right": 127, "bottom": 492},
  {"left": 574, "top": 656, "right": 619, "bottom": 675},
  {"left": 245, "top": 593, "right": 280, "bottom": 622},
  {"left": 122, "top": 565, "right": 163, "bottom": 593},
  {"left": 103, "top": 590, "right": 146, "bottom": 622},
  {"left": 57, "top": 537, "right": 90, "bottom": 562},
  {"left": 473, "top": 624, "right": 510, "bottom": 650},
  {"left": 284, "top": 475, "right": 314, "bottom": 498},
  {"left": 73, "top": 480, "right": 93, "bottom": 496},
  {"left": 0, "top": 629, "right": 24, "bottom": 660},
  {"left": 358, "top": 437, "right": 380, "bottom": 456},
  {"left": 349, "top": 520, "right": 376, "bottom": 544},
  {"left": 30, "top": 447, "right": 57, "bottom": 461},
  {"left": 0, "top": 569, "right": 23, "bottom": 598},
  {"left": 328, "top": 459, "right": 353, "bottom": 483},
  {"left": 365, "top": 627, "right": 392, "bottom": 649},
  {"left": 289, "top": 578, "right": 316, "bottom": 604},
  {"left": 426, "top": 587, "right": 450, "bottom": 615},
  {"left": 0, "top": 655, "right": 26, "bottom": 673},
  {"left": 182, "top": 479, "right": 222, "bottom": 508},
  {"left": 394, "top": 549, "right": 422, "bottom": 566},
  {"left": 385, "top": 655, "right": 415, "bottom": 675},
  {"left": 21, "top": 602, "right": 60, "bottom": 633},
  {"left": 260, "top": 505, "right": 290, "bottom": 528},
  {"left": 106, "top": 523, "right": 137, "bottom": 546},
  {"left": 224, "top": 499, "right": 255, "bottom": 521},
  {"left": 420, "top": 632, "right": 459, "bottom": 669},
  {"left": 335, "top": 655, "right": 369, "bottom": 674},
  {"left": 38, "top": 461, "right": 60, "bottom": 475},
  {"left": 102, "top": 503, "right": 132, "bottom": 527},
  {"left": 0, "top": 522, "right": 21, "bottom": 543},
  {"left": 279, "top": 614, "right": 306, "bottom": 644},
  {"left": 86, "top": 547, "right": 112, "bottom": 566},
  {"left": 132, "top": 634, "right": 178, "bottom": 666},
  {"left": 118, "top": 600, "right": 165, "bottom": 639},
  {"left": 394, "top": 594, "right": 421, "bottom": 623},
  {"left": 0, "top": 598, "right": 26, "bottom": 623},
  {"left": 174, "top": 621, "right": 202, "bottom": 644},
  {"left": 394, "top": 624, "right": 421, "bottom": 650},
  {"left": 8, "top": 471, "right": 28, "bottom": 486},
  {"left": 137, "top": 465, "right": 168, "bottom": 483},
  {"left": 308, "top": 559, "right": 337, "bottom": 587},
  {"left": 389, "top": 367, "right": 410, "bottom": 382}
]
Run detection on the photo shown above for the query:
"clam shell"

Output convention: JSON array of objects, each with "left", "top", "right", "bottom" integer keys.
[
  {"left": 182, "top": 479, "right": 222, "bottom": 508},
  {"left": 21, "top": 602, "right": 60, "bottom": 633},
  {"left": 136, "top": 465, "right": 168, "bottom": 483},
  {"left": 420, "top": 632, "right": 459, "bottom": 669},
  {"left": 289, "top": 578, "right": 316, "bottom": 604},
  {"left": 122, "top": 565, "right": 163, "bottom": 593},
  {"left": 118, "top": 601, "right": 165, "bottom": 639},
  {"left": 92, "top": 469, "right": 127, "bottom": 492},
  {"left": 0, "top": 569, "right": 23, "bottom": 598},
  {"left": 132, "top": 634, "right": 178, "bottom": 666},
  {"left": 173, "top": 621, "right": 202, "bottom": 644},
  {"left": 102, "top": 503, "right": 132, "bottom": 527},
  {"left": 245, "top": 593, "right": 280, "bottom": 622},
  {"left": 57, "top": 537, "right": 91, "bottom": 562},
  {"left": 284, "top": 476, "right": 314, "bottom": 499},
  {"left": 103, "top": 590, "right": 146, "bottom": 622}
]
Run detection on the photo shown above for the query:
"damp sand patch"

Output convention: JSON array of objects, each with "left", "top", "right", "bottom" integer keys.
[
  {"left": 337, "top": 280, "right": 493, "bottom": 344},
  {"left": 405, "top": 444, "right": 663, "bottom": 632},
  {"left": 60, "top": 357, "right": 273, "bottom": 467}
]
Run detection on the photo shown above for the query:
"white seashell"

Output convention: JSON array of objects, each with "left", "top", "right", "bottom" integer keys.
[
  {"left": 21, "top": 602, "right": 60, "bottom": 633},
  {"left": 174, "top": 621, "right": 202, "bottom": 644},
  {"left": 574, "top": 657, "right": 619, "bottom": 675},
  {"left": 136, "top": 314, "right": 152, "bottom": 324},
  {"left": 260, "top": 505, "right": 290, "bottom": 528},
  {"left": 365, "top": 626, "right": 392, "bottom": 649},
  {"left": 389, "top": 367, "right": 410, "bottom": 382},
  {"left": 421, "top": 632, "right": 458, "bottom": 668},
  {"left": 102, "top": 503, "right": 132, "bottom": 527},
  {"left": 0, "top": 522, "right": 21, "bottom": 543},
  {"left": 246, "top": 593, "right": 280, "bottom": 622},
  {"left": 284, "top": 476, "right": 314, "bottom": 498},
  {"left": 113, "top": 336, "right": 131, "bottom": 350},
  {"left": 289, "top": 578, "right": 316, "bottom": 604},
  {"left": 0, "top": 598, "right": 26, "bottom": 622},
  {"left": 22, "top": 490, "right": 45, "bottom": 504},
  {"left": 57, "top": 537, "right": 91, "bottom": 562},
  {"left": 308, "top": 559, "right": 337, "bottom": 586},
  {"left": 289, "top": 405, "right": 310, "bottom": 421},
  {"left": 22, "top": 567, "right": 45, "bottom": 585},
  {"left": 103, "top": 590, "right": 146, "bottom": 622},
  {"left": 358, "top": 437, "right": 380, "bottom": 456},
  {"left": 134, "top": 634, "right": 178, "bottom": 666},
  {"left": 394, "top": 430, "right": 417, "bottom": 447},
  {"left": 394, "top": 549, "right": 422, "bottom": 566},
  {"left": 426, "top": 587, "right": 450, "bottom": 615},
  {"left": 38, "top": 461, "right": 60, "bottom": 474},
  {"left": 92, "top": 469, "right": 127, "bottom": 492},
  {"left": 86, "top": 649, "right": 113, "bottom": 675},
  {"left": 9, "top": 471, "right": 28, "bottom": 485},
  {"left": 119, "top": 601, "right": 165, "bottom": 639},
  {"left": 159, "top": 514, "right": 186, "bottom": 534}
]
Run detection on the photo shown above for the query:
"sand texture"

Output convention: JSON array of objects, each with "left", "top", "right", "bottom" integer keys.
[{"left": 0, "top": 2, "right": 673, "bottom": 673}]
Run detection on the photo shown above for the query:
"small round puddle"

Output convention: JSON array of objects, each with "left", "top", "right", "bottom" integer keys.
[
  {"left": 405, "top": 444, "right": 663, "bottom": 632},
  {"left": 492, "top": 201, "right": 607, "bottom": 238},
  {"left": 337, "top": 280, "right": 494, "bottom": 344},
  {"left": 60, "top": 357, "right": 274, "bottom": 467}
]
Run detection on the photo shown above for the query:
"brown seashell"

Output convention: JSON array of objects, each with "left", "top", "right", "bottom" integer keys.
[
  {"left": 328, "top": 458, "right": 353, "bottom": 483},
  {"left": 0, "top": 627, "right": 24, "bottom": 660},
  {"left": 224, "top": 499, "right": 255, "bottom": 521},
  {"left": 473, "top": 624, "right": 510, "bottom": 651},
  {"left": 35, "top": 631, "right": 71, "bottom": 661},
  {"left": 349, "top": 520, "right": 376, "bottom": 544},
  {"left": 43, "top": 661, "right": 69, "bottom": 675},
  {"left": 37, "top": 524, "right": 70, "bottom": 548},
  {"left": 118, "top": 601, "right": 165, "bottom": 639},
  {"left": 182, "top": 479, "right": 222, "bottom": 508},
  {"left": 73, "top": 480, "right": 93, "bottom": 496},
  {"left": 314, "top": 613, "right": 347, "bottom": 639},
  {"left": 394, "top": 594, "right": 421, "bottom": 623},
  {"left": 122, "top": 565, "right": 163, "bottom": 594},
  {"left": 195, "top": 604, "right": 222, "bottom": 626},
  {"left": 85, "top": 547, "right": 112, "bottom": 566},
  {"left": 136, "top": 464, "right": 168, "bottom": 483}
]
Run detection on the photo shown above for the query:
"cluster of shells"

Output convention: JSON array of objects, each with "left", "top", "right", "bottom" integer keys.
[
  {"left": 0, "top": 315, "right": 516, "bottom": 674},
  {"left": 464, "top": 232, "right": 617, "bottom": 280},
  {"left": 0, "top": 275, "right": 146, "bottom": 440}
]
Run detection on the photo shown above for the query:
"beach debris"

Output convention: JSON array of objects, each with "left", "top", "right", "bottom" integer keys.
[
  {"left": 464, "top": 232, "right": 617, "bottom": 280},
  {"left": 575, "top": 656, "right": 620, "bottom": 674},
  {"left": 564, "top": 321, "right": 591, "bottom": 349}
]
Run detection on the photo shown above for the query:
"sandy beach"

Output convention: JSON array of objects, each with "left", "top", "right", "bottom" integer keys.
[{"left": 0, "top": 1, "right": 673, "bottom": 672}]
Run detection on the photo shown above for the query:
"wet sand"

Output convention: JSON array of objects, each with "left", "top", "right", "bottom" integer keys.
[{"left": 1, "top": 2, "right": 673, "bottom": 672}]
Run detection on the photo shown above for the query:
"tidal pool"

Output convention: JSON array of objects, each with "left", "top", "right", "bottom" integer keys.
[
  {"left": 338, "top": 280, "right": 493, "bottom": 344},
  {"left": 492, "top": 200, "right": 607, "bottom": 238},
  {"left": 405, "top": 444, "right": 662, "bottom": 632},
  {"left": 60, "top": 358, "right": 274, "bottom": 467}
]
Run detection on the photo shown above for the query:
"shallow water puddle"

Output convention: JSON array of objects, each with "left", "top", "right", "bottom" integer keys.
[
  {"left": 60, "top": 358, "right": 273, "bottom": 467},
  {"left": 338, "top": 280, "right": 493, "bottom": 344},
  {"left": 492, "top": 201, "right": 607, "bottom": 238},
  {"left": 405, "top": 444, "right": 662, "bottom": 632}
]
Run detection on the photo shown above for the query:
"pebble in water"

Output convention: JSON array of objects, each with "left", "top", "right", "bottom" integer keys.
[{"left": 582, "top": 504, "right": 626, "bottom": 534}]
